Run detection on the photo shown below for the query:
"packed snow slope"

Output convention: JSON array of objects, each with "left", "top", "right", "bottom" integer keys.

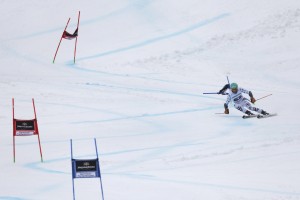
[{"left": 1, "top": 0, "right": 300, "bottom": 200}]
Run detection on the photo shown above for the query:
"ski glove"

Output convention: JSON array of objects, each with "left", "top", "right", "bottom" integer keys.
[
  {"left": 219, "top": 84, "right": 230, "bottom": 95},
  {"left": 250, "top": 97, "right": 256, "bottom": 103},
  {"left": 218, "top": 89, "right": 225, "bottom": 94},
  {"left": 224, "top": 108, "right": 229, "bottom": 114}
]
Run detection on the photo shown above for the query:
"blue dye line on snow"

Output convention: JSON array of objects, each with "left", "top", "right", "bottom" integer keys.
[
  {"left": 0, "top": 197, "right": 30, "bottom": 200},
  {"left": 69, "top": 64, "right": 204, "bottom": 87},
  {"left": 71, "top": 106, "right": 220, "bottom": 124},
  {"left": 130, "top": 175, "right": 300, "bottom": 196},
  {"left": 6, "top": 3, "right": 133, "bottom": 41},
  {"left": 24, "top": 158, "right": 70, "bottom": 175},
  {"left": 77, "top": 13, "right": 230, "bottom": 61}
]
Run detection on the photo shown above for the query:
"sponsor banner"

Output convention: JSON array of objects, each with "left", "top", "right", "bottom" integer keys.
[
  {"left": 16, "top": 131, "right": 35, "bottom": 136},
  {"left": 76, "top": 160, "right": 97, "bottom": 171},
  {"left": 72, "top": 159, "right": 100, "bottom": 178},
  {"left": 76, "top": 171, "right": 97, "bottom": 178},
  {"left": 16, "top": 120, "right": 35, "bottom": 131}
]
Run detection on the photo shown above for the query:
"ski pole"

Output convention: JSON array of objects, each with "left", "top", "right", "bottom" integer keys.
[
  {"left": 203, "top": 92, "right": 228, "bottom": 95},
  {"left": 256, "top": 94, "right": 272, "bottom": 101},
  {"left": 226, "top": 76, "right": 230, "bottom": 85},
  {"left": 203, "top": 92, "right": 219, "bottom": 94}
]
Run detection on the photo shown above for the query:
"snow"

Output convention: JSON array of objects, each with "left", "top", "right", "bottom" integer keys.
[{"left": 1, "top": 0, "right": 300, "bottom": 199}]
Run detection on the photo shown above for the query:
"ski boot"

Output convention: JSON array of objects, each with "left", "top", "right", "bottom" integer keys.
[
  {"left": 261, "top": 110, "right": 269, "bottom": 115},
  {"left": 245, "top": 110, "right": 254, "bottom": 116}
]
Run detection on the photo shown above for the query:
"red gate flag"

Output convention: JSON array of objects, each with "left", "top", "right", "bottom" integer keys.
[
  {"left": 53, "top": 11, "right": 80, "bottom": 64},
  {"left": 63, "top": 28, "right": 78, "bottom": 40}
]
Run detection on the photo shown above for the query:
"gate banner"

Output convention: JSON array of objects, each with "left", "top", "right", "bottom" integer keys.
[
  {"left": 12, "top": 98, "right": 43, "bottom": 162},
  {"left": 72, "top": 159, "right": 100, "bottom": 178},
  {"left": 70, "top": 139, "right": 105, "bottom": 200},
  {"left": 53, "top": 11, "right": 80, "bottom": 64},
  {"left": 14, "top": 119, "right": 37, "bottom": 136}
]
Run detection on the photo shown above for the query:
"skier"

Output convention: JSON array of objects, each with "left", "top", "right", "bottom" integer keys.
[{"left": 218, "top": 83, "right": 269, "bottom": 116}]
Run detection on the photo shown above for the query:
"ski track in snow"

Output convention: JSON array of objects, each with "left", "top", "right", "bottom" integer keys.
[
  {"left": 0, "top": 197, "right": 31, "bottom": 200},
  {"left": 76, "top": 13, "right": 230, "bottom": 61},
  {"left": 21, "top": 118, "right": 290, "bottom": 176},
  {"left": 5, "top": 0, "right": 146, "bottom": 41},
  {"left": 132, "top": 177, "right": 300, "bottom": 196},
  {"left": 69, "top": 64, "right": 205, "bottom": 86},
  {"left": 22, "top": 145, "right": 300, "bottom": 197}
]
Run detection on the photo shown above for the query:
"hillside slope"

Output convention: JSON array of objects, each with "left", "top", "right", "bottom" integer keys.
[{"left": 0, "top": 0, "right": 300, "bottom": 200}]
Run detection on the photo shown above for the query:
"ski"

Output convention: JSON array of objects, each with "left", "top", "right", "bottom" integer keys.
[
  {"left": 257, "top": 113, "right": 277, "bottom": 119},
  {"left": 242, "top": 114, "right": 259, "bottom": 119}
]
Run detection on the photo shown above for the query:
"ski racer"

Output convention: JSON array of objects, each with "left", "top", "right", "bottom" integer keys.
[{"left": 218, "top": 83, "right": 269, "bottom": 116}]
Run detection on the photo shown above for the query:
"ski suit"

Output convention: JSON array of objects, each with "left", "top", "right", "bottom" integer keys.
[{"left": 224, "top": 87, "right": 263, "bottom": 114}]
